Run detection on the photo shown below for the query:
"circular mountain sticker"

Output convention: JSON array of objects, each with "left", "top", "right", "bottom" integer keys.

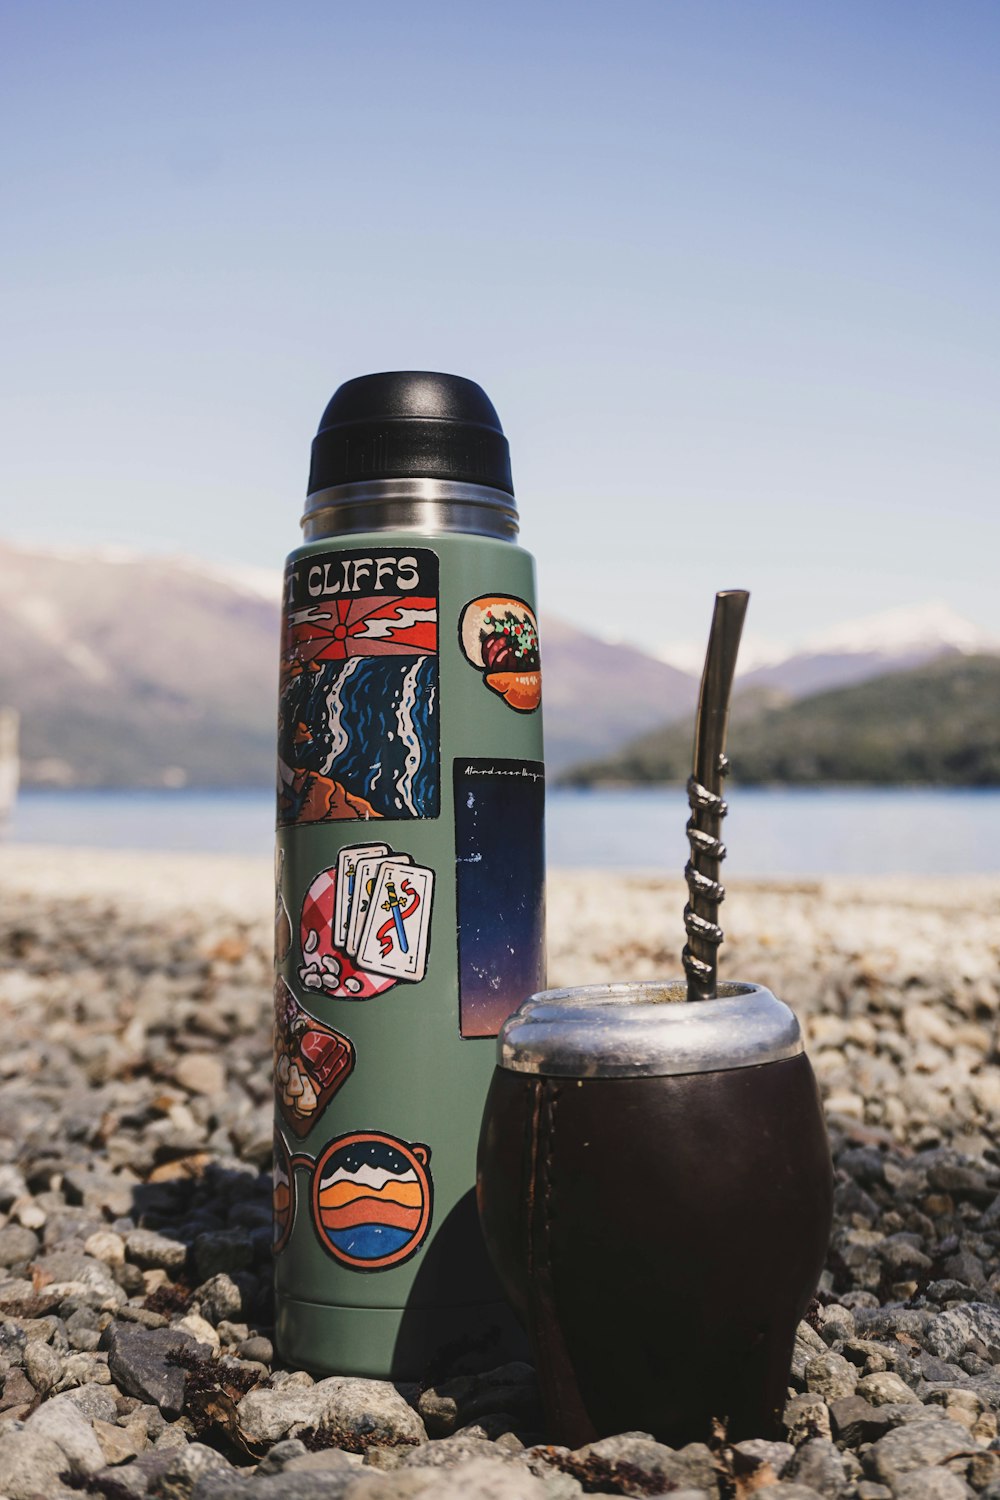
[{"left": 311, "top": 1131, "right": 433, "bottom": 1271}]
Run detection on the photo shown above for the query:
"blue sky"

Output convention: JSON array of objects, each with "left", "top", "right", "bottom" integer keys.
[{"left": 3, "top": 1, "right": 998, "bottom": 654}]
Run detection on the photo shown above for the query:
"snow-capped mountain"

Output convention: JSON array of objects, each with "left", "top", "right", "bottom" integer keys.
[
  {"left": 660, "top": 602, "right": 1000, "bottom": 701},
  {"left": 737, "top": 602, "right": 1000, "bottom": 699},
  {"left": 0, "top": 541, "right": 694, "bottom": 786}
]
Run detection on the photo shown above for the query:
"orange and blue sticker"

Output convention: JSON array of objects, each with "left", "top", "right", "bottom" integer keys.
[{"left": 310, "top": 1131, "right": 433, "bottom": 1271}]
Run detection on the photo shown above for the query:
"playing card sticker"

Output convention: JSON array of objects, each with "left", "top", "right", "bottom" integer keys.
[
  {"left": 273, "top": 1130, "right": 295, "bottom": 1254},
  {"left": 458, "top": 595, "right": 541, "bottom": 713},
  {"left": 335, "top": 844, "right": 389, "bottom": 947},
  {"left": 357, "top": 861, "right": 434, "bottom": 984},
  {"left": 300, "top": 843, "right": 435, "bottom": 1000},
  {"left": 274, "top": 978, "right": 356, "bottom": 1137},
  {"left": 278, "top": 547, "right": 440, "bottom": 826},
  {"left": 346, "top": 853, "right": 412, "bottom": 958},
  {"left": 454, "top": 757, "right": 546, "bottom": 1038},
  {"left": 311, "top": 1131, "right": 433, "bottom": 1272}
]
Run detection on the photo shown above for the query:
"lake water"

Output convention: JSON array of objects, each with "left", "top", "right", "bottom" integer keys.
[{"left": 5, "top": 786, "right": 1000, "bottom": 876}]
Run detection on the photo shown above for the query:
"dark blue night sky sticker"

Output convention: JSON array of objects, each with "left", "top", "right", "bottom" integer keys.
[{"left": 454, "top": 757, "right": 545, "bottom": 1038}]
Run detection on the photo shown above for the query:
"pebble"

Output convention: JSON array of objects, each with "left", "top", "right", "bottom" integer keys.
[
  {"left": 103, "top": 1322, "right": 212, "bottom": 1418},
  {"left": 867, "top": 1419, "right": 982, "bottom": 1485},
  {"left": 175, "top": 1052, "right": 227, "bottom": 1095},
  {"left": 858, "top": 1372, "right": 924, "bottom": 1407},
  {"left": 6, "top": 864, "right": 1000, "bottom": 1496},
  {"left": 786, "top": 1438, "right": 848, "bottom": 1498},
  {"left": 0, "top": 1397, "right": 105, "bottom": 1498},
  {"left": 805, "top": 1351, "right": 860, "bottom": 1401},
  {"left": 124, "top": 1228, "right": 188, "bottom": 1271},
  {"left": 0, "top": 1225, "right": 39, "bottom": 1267}
]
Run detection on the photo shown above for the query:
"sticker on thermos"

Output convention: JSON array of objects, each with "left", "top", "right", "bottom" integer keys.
[
  {"left": 274, "top": 978, "right": 356, "bottom": 1137},
  {"left": 272, "top": 1130, "right": 295, "bottom": 1255},
  {"left": 299, "top": 846, "right": 436, "bottom": 1000},
  {"left": 454, "top": 757, "right": 545, "bottom": 1038},
  {"left": 310, "top": 1132, "right": 433, "bottom": 1271},
  {"left": 458, "top": 594, "right": 541, "bottom": 712},
  {"left": 278, "top": 548, "right": 440, "bottom": 826}
]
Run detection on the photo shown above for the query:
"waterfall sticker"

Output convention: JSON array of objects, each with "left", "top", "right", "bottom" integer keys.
[
  {"left": 278, "top": 548, "right": 440, "bottom": 826},
  {"left": 299, "top": 846, "right": 435, "bottom": 998}
]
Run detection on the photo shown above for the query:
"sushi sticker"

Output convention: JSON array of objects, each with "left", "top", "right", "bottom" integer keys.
[
  {"left": 311, "top": 1131, "right": 433, "bottom": 1271},
  {"left": 458, "top": 595, "right": 541, "bottom": 713},
  {"left": 299, "top": 843, "right": 435, "bottom": 999},
  {"left": 274, "top": 978, "right": 356, "bottom": 1137},
  {"left": 272, "top": 1130, "right": 295, "bottom": 1254}
]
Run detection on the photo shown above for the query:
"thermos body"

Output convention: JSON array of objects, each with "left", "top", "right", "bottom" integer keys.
[
  {"left": 477, "top": 982, "right": 833, "bottom": 1447},
  {"left": 274, "top": 376, "right": 545, "bottom": 1378}
]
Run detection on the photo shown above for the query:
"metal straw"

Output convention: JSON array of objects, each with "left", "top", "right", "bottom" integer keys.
[{"left": 682, "top": 590, "right": 750, "bottom": 1002}]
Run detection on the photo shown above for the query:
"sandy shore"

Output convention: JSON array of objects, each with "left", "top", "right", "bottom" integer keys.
[{"left": 3, "top": 845, "right": 1000, "bottom": 1495}]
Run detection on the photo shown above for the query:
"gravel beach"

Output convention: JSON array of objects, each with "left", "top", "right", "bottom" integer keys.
[{"left": 2, "top": 844, "right": 1000, "bottom": 1499}]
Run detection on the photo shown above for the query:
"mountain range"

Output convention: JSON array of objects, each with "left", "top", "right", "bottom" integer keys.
[
  {"left": 561, "top": 654, "right": 1000, "bottom": 787},
  {"left": 0, "top": 541, "right": 995, "bottom": 788}
]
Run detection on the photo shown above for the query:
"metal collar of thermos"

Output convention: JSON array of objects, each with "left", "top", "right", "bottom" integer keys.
[{"left": 302, "top": 477, "right": 520, "bottom": 542}]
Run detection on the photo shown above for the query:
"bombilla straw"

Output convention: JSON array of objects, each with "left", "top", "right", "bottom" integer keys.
[{"left": 682, "top": 590, "right": 750, "bottom": 1003}]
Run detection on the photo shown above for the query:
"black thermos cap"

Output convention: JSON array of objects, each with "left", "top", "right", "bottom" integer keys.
[{"left": 307, "top": 371, "right": 514, "bottom": 497}]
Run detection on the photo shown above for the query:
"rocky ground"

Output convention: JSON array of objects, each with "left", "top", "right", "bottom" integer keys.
[{"left": 1, "top": 847, "right": 1000, "bottom": 1499}]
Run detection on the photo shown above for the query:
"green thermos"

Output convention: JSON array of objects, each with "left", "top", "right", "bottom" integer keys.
[{"left": 273, "top": 371, "right": 545, "bottom": 1378}]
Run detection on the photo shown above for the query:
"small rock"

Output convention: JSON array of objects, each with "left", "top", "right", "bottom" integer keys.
[
  {"left": 196, "top": 1272, "right": 244, "bottom": 1325},
  {"left": 255, "top": 1438, "right": 309, "bottom": 1474},
  {"left": 734, "top": 1440, "right": 795, "bottom": 1477},
  {"left": 236, "top": 1335, "right": 272, "bottom": 1364},
  {"left": 867, "top": 1418, "right": 982, "bottom": 1485},
  {"left": 103, "top": 1322, "right": 212, "bottom": 1418},
  {"left": 178, "top": 1312, "right": 220, "bottom": 1350},
  {"left": 175, "top": 1052, "right": 226, "bottom": 1096},
  {"left": 125, "top": 1229, "right": 188, "bottom": 1271},
  {"left": 23, "top": 1337, "right": 64, "bottom": 1392},
  {"left": 787, "top": 1438, "right": 848, "bottom": 1497},
  {"left": 830, "top": 1396, "right": 893, "bottom": 1446},
  {"left": 92, "top": 1417, "right": 139, "bottom": 1465},
  {"left": 157, "top": 1440, "right": 235, "bottom": 1494},
  {"left": 573, "top": 1435, "right": 716, "bottom": 1492},
  {"left": 893, "top": 1469, "right": 973, "bottom": 1500},
  {"left": 859, "top": 1373, "right": 924, "bottom": 1408},
  {"left": 926, "top": 1308, "right": 1000, "bottom": 1366},
  {"left": 0, "top": 1397, "right": 105, "bottom": 1499},
  {"left": 315, "top": 1375, "right": 427, "bottom": 1450},
  {"left": 0, "top": 1225, "right": 39, "bottom": 1267},
  {"left": 807, "top": 1351, "right": 860, "bottom": 1402},
  {"left": 785, "top": 1393, "right": 834, "bottom": 1444},
  {"left": 417, "top": 1362, "right": 538, "bottom": 1437},
  {"left": 85, "top": 1230, "right": 126, "bottom": 1266},
  {"left": 755, "top": 1486, "right": 827, "bottom": 1500}
]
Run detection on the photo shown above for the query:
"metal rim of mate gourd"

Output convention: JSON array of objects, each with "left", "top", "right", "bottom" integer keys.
[{"left": 497, "top": 981, "right": 802, "bottom": 1079}]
